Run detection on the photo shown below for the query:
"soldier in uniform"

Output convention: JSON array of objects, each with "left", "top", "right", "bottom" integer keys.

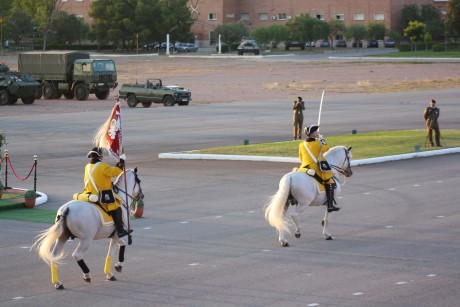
[
  {"left": 292, "top": 96, "right": 305, "bottom": 140},
  {"left": 298, "top": 125, "right": 340, "bottom": 212},
  {"left": 423, "top": 99, "right": 441, "bottom": 147},
  {"left": 79, "top": 147, "right": 130, "bottom": 238}
]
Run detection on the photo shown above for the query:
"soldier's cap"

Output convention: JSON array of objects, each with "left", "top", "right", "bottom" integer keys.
[
  {"left": 87, "top": 147, "right": 103, "bottom": 158},
  {"left": 305, "top": 125, "right": 319, "bottom": 135}
]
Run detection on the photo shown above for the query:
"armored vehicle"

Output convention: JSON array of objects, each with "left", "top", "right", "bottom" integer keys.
[
  {"left": 0, "top": 64, "right": 40, "bottom": 106},
  {"left": 118, "top": 79, "right": 191, "bottom": 107},
  {"left": 18, "top": 51, "right": 117, "bottom": 101}
]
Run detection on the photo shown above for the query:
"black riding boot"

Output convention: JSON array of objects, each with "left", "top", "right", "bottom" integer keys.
[
  {"left": 325, "top": 183, "right": 340, "bottom": 212},
  {"left": 110, "top": 207, "right": 129, "bottom": 238}
]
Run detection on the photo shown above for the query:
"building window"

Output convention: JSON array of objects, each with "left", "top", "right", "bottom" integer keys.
[
  {"left": 226, "top": 13, "right": 235, "bottom": 18},
  {"left": 278, "top": 13, "right": 287, "bottom": 20},
  {"left": 259, "top": 13, "right": 268, "bottom": 21},
  {"left": 240, "top": 13, "right": 249, "bottom": 21},
  {"left": 335, "top": 14, "right": 345, "bottom": 20},
  {"left": 209, "top": 31, "right": 215, "bottom": 45},
  {"left": 316, "top": 14, "right": 324, "bottom": 20},
  {"left": 354, "top": 13, "right": 364, "bottom": 21},
  {"left": 76, "top": 14, "right": 84, "bottom": 19},
  {"left": 209, "top": 13, "right": 217, "bottom": 20},
  {"left": 374, "top": 13, "right": 385, "bottom": 20}
]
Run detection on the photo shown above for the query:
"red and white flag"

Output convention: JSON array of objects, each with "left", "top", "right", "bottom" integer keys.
[{"left": 93, "top": 99, "right": 124, "bottom": 160}]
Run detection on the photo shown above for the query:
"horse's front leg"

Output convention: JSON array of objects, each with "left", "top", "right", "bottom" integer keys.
[
  {"left": 322, "top": 209, "right": 333, "bottom": 240},
  {"left": 104, "top": 238, "right": 120, "bottom": 281},
  {"left": 72, "top": 239, "right": 92, "bottom": 283},
  {"left": 114, "top": 238, "right": 126, "bottom": 273}
]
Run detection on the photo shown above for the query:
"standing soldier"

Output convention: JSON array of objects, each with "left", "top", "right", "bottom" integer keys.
[
  {"left": 292, "top": 96, "right": 305, "bottom": 140},
  {"left": 423, "top": 99, "right": 441, "bottom": 147}
]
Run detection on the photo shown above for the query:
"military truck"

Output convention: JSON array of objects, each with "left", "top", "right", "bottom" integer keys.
[
  {"left": 18, "top": 51, "right": 118, "bottom": 101},
  {"left": 0, "top": 63, "right": 40, "bottom": 106},
  {"left": 118, "top": 79, "right": 191, "bottom": 107}
]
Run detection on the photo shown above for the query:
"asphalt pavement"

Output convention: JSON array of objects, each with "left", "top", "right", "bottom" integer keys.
[{"left": 0, "top": 84, "right": 459, "bottom": 306}]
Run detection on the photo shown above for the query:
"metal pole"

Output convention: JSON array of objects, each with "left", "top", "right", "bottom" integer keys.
[
  {"left": 4, "top": 150, "right": 9, "bottom": 189},
  {"left": 33, "top": 155, "right": 37, "bottom": 192}
]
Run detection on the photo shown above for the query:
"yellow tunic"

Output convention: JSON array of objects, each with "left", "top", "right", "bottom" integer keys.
[
  {"left": 82, "top": 162, "right": 123, "bottom": 211},
  {"left": 298, "top": 138, "right": 333, "bottom": 183}
]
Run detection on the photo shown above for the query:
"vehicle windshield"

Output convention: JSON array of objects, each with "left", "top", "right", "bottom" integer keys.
[{"left": 93, "top": 60, "right": 116, "bottom": 72}]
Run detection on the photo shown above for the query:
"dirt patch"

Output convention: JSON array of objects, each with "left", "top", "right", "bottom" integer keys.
[{"left": 1, "top": 53, "right": 460, "bottom": 116}]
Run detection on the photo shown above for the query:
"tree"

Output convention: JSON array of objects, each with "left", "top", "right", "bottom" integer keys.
[
  {"left": 345, "top": 24, "right": 367, "bottom": 48},
  {"left": 402, "top": 4, "right": 421, "bottom": 29},
  {"left": 213, "top": 23, "right": 248, "bottom": 52},
  {"left": 404, "top": 20, "right": 427, "bottom": 51},
  {"left": 5, "top": 10, "right": 34, "bottom": 45},
  {"left": 326, "top": 19, "right": 345, "bottom": 48},
  {"left": 157, "top": 0, "right": 193, "bottom": 43},
  {"left": 50, "top": 11, "right": 88, "bottom": 45},
  {"left": 251, "top": 24, "right": 289, "bottom": 49},
  {"left": 445, "top": 0, "right": 460, "bottom": 37},
  {"left": 286, "top": 13, "right": 328, "bottom": 50},
  {"left": 13, "top": 0, "right": 64, "bottom": 50},
  {"left": 366, "top": 22, "right": 387, "bottom": 40}
]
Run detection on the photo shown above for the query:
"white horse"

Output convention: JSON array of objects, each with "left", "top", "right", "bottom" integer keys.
[
  {"left": 264, "top": 146, "right": 353, "bottom": 246},
  {"left": 32, "top": 168, "right": 144, "bottom": 290}
]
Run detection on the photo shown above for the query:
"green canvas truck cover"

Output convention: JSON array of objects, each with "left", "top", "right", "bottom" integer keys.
[{"left": 18, "top": 51, "right": 90, "bottom": 79}]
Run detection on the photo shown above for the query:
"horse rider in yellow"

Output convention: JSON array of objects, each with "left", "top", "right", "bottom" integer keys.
[
  {"left": 298, "top": 125, "right": 340, "bottom": 212},
  {"left": 77, "top": 147, "right": 130, "bottom": 237}
]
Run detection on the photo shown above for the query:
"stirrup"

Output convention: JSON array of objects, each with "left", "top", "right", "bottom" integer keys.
[
  {"left": 327, "top": 206, "right": 340, "bottom": 213},
  {"left": 117, "top": 229, "right": 130, "bottom": 238}
]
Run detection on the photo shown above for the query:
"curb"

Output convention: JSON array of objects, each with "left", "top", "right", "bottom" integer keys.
[{"left": 158, "top": 147, "right": 460, "bottom": 166}]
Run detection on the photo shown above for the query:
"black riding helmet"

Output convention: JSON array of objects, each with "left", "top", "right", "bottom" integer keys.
[{"left": 87, "top": 147, "right": 103, "bottom": 158}]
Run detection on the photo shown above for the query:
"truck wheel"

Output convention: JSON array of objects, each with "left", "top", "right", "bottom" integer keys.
[
  {"left": 22, "top": 97, "right": 35, "bottom": 104},
  {"left": 8, "top": 97, "right": 18, "bottom": 104},
  {"left": 35, "top": 86, "right": 43, "bottom": 99},
  {"left": 63, "top": 92, "right": 75, "bottom": 100},
  {"left": 43, "top": 83, "right": 56, "bottom": 100},
  {"left": 127, "top": 95, "right": 137, "bottom": 107},
  {"left": 74, "top": 84, "right": 89, "bottom": 101},
  {"left": 141, "top": 101, "right": 152, "bottom": 108},
  {"left": 54, "top": 90, "right": 63, "bottom": 99},
  {"left": 95, "top": 89, "right": 110, "bottom": 100},
  {"left": 163, "top": 96, "right": 174, "bottom": 107},
  {"left": 0, "top": 90, "right": 10, "bottom": 105}
]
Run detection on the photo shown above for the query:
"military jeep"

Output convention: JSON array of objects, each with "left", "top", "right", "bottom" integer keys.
[{"left": 0, "top": 64, "right": 40, "bottom": 105}]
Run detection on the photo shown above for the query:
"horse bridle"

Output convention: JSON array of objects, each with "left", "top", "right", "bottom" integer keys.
[
  {"left": 114, "top": 171, "right": 144, "bottom": 204},
  {"left": 330, "top": 148, "right": 353, "bottom": 178}
]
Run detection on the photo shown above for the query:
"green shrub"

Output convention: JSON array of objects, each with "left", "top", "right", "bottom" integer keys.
[
  {"left": 0, "top": 181, "right": 4, "bottom": 190},
  {"left": 24, "top": 190, "right": 37, "bottom": 199}
]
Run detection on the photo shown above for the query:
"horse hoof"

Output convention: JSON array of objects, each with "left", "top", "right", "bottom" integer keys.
[
  {"left": 281, "top": 242, "right": 290, "bottom": 247},
  {"left": 83, "top": 277, "right": 91, "bottom": 283},
  {"left": 115, "top": 264, "right": 123, "bottom": 273},
  {"left": 325, "top": 235, "right": 333, "bottom": 240},
  {"left": 107, "top": 274, "right": 117, "bottom": 281},
  {"left": 295, "top": 233, "right": 301, "bottom": 239},
  {"left": 55, "top": 282, "right": 64, "bottom": 290}
]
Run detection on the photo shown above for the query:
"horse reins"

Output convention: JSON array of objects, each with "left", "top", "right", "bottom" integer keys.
[
  {"left": 114, "top": 171, "right": 143, "bottom": 204},
  {"left": 330, "top": 148, "right": 353, "bottom": 178}
]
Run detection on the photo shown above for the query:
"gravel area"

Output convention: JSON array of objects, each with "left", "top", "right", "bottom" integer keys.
[{"left": 1, "top": 52, "right": 459, "bottom": 116}]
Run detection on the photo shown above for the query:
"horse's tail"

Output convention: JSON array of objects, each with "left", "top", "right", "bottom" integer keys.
[
  {"left": 264, "top": 173, "right": 292, "bottom": 235},
  {"left": 32, "top": 207, "right": 69, "bottom": 266}
]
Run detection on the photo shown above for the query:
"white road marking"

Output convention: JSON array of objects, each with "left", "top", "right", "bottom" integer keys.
[
  {"left": 215, "top": 216, "right": 223, "bottom": 219},
  {"left": 143, "top": 227, "right": 152, "bottom": 230},
  {"left": 180, "top": 221, "right": 189, "bottom": 224},
  {"left": 261, "top": 249, "right": 271, "bottom": 252},
  {"left": 12, "top": 297, "right": 24, "bottom": 300},
  {"left": 189, "top": 263, "right": 199, "bottom": 266},
  {"left": 353, "top": 292, "right": 363, "bottom": 296},
  {"left": 385, "top": 225, "right": 394, "bottom": 228},
  {"left": 389, "top": 188, "right": 396, "bottom": 191},
  {"left": 396, "top": 281, "right": 408, "bottom": 285},
  {"left": 437, "top": 216, "right": 445, "bottom": 218},
  {"left": 427, "top": 274, "right": 437, "bottom": 277},
  {"left": 307, "top": 304, "right": 320, "bottom": 306},
  {"left": 413, "top": 184, "right": 420, "bottom": 187}
]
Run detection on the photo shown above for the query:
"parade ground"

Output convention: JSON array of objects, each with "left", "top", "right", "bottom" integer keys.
[{"left": 0, "top": 53, "right": 459, "bottom": 306}]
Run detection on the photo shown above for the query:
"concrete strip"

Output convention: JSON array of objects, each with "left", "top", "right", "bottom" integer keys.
[{"left": 159, "top": 147, "right": 460, "bottom": 166}]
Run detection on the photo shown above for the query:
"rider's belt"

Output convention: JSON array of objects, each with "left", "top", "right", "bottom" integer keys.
[{"left": 297, "top": 167, "right": 324, "bottom": 184}]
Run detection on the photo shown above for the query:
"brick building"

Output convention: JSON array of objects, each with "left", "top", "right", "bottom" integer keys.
[{"left": 61, "top": 0, "right": 448, "bottom": 47}]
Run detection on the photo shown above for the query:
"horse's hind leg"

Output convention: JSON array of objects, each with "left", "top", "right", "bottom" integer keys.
[
  {"left": 114, "top": 239, "right": 126, "bottom": 273},
  {"left": 50, "top": 237, "right": 68, "bottom": 290},
  {"left": 105, "top": 238, "right": 119, "bottom": 281},
  {"left": 72, "top": 239, "right": 92, "bottom": 283},
  {"left": 322, "top": 210, "right": 333, "bottom": 240}
]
